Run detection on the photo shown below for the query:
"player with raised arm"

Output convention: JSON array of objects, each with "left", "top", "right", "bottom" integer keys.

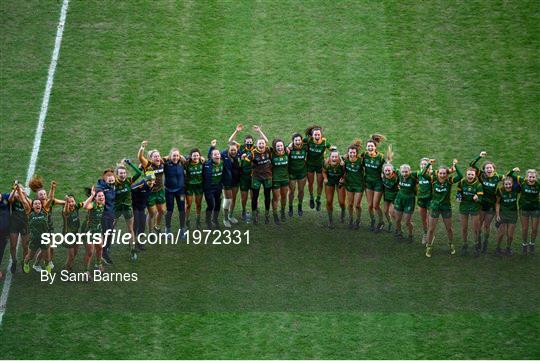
[
  {"left": 457, "top": 167, "right": 484, "bottom": 256},
  {"left": 424, "top": 159, "right": 462, "bottom": 257},
  {"left": 507, "top": 168, "right": 539, "bottom": 255},
  {"left": 363, "top": 134, "right": 386, "bottom": 232},
  {"left": 138, "top": 140, "right": 166, "bottom": 233}
]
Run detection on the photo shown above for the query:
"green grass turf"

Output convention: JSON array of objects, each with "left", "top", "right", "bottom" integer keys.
[{"left": 1, "top": 0, "right": 539, "bottom": 359}]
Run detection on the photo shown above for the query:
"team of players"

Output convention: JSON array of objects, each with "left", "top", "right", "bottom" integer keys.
[{"left": 0, "top": 124, "right": 538, "bottom": 280}]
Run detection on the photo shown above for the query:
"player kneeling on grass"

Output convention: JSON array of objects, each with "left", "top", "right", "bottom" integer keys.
[
  {"left": 82, "top": 186, "right": 106, "bottom": 276},
  {"left": 424, "top": 159, "right": 462, "bottom": 257},
  {"left": 62, "top": 195, "right": 82, "bottom": 271},
  {"left": 322, "top": 148, "right": 345, "bottom": 228},
  {"left": 508, "top": 168, "right": 539, "bottom": 255},
  {"left": 271, "top": 139, "right": 289, "bottom": 225},
  {"left": 495, "top": 176, "right": 520, "bottom": 256},
  {"left": 202, "top": 148, "right": 224, "bottom": 229},
  {"left": 457, "top": 167, "right": 484, "bottom": 257},
  {"left": 21, "top": 189, "right": 53, "bottom": 274}
]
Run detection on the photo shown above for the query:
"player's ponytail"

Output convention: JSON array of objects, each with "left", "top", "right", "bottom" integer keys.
[
  {"left": 29, "top": 176, "right": 44, "bottom": 193},
  {"left": 305, "top": 125, "right": 322, "bottom": 137}
]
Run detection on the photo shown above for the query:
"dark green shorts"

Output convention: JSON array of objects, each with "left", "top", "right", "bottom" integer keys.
[
  {"left": 500, "top": 212, "right": 518, "bottom": 224},
  {"left": 520, "top": 209, "right": 539, "bottom": 218},
  {"left": 431, "top": 208, "right": 452, "bottom": 219},
  {"left": 345, "top": 184, "right": 364, "bottom": 193},
  {"left": 459, "top": 203, "right": 480, "bottom": 216},
  {"left": 289, "top": 171, "right": 307, "bottom": 181},
  {"left": 384, "top": 191, "right": 397, "bottom": 203},
  {"left": 306, "top": 162, "right": 323, "bottom": 173},
  {"left": 9, "top": 216, "right": 28, "bottom": 235},
  {"left": 365, "top": 178, "right": 383, "bottom": 192},
  {"left": 239, "top": 175, "right": 252, "bottom": 192},
  {"left": 186, "top": 183, "right": 203, "bottom": 196},
  {"left": 29, "top": 236, "right": 49, "bottom": 252},
  {"left": 481, "top": 202, "right": 496, "bottom": 215},
  {"left": 272, "top": 179, "right": 289, "bottom": 189},
  {"left": 394, "top": 195, "right": 415, "bottom": 214},
  {"left": 147, "top": 189, "right": 166, "bottom": 206},
  {"left": 252, "top": 178, "right": 272, "bottom": 190},
  {"left": 115, "top": 205, "right": 133, "bottom": 220},
  {"left": 417, "top": 197, "right": 431, "bottom": 209}
]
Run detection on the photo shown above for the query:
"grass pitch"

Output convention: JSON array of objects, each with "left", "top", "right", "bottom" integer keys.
[{"left": 1, "top": 0, "right": 539, "bottom": 359}]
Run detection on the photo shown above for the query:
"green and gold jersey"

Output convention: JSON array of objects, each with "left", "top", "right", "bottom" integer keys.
[
  {"left": 428, "top": 167, "right": 462, "bottom": 211},
  {"left": 288, "top": 143, "right": 308, "bottom": 174},
  {"left": 240, "top": 145, "right": 254, "bottom": 176},
  {"left": 344, "top": 157, "right": 364, "bottom": 187},
  {"left": 519, "top": 180, "right": 539, "bottom": 211},
  {"left": 186, "top": 161, "right": 203, "bottom": 185},
  {"left": 323, "top": 161, "right": 344, "bottom": 185},
  {"left": 363, "top": 152, "right": 384, "bottom": 183},
  {"left": 144, "top": 161, "right": 164, "bottom": 192},
  {"left": 115, "top": 179, "right": 132, "bottom": 208},
  {"left": 63, "top": 202, "right": 82, "bottom": 234},
  {"left": 11, "top": 199, "right": 27, "bottom": 222},
  {"left": 479, "top": 173, "right": 501, "bottom": 205},
  {"left": 85, "top": 202, "right": 104, "bottom": 233},
  {"left": 458, "top": 179, "right": 483, "bottom": 205},
  {"left": 497, "top": 188, "right": 519, "bottom": 213},
  {"left": 28, "top": 210, "right": 48, "bottom": 240},
  {"left": 210, "top": 162, "right": 224, "bottom": 185},
  {"left": 304, "top": 136, "right": 330, "bottom": 166},
  {"left": 382, "top": 175, "right": 399, "bottom": 194},
  {"left": 397, "top": 171, "right": 419, "bottom": 198},
  {"left": 417, "top": 168, "right": 433, "bottom": 199},
  {"left": 271, "top": 152, "right": 289, "bottom": 182}
]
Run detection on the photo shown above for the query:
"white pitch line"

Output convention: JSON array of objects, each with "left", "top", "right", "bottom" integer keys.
[{"left": 0, "top": 0, "right": 70, "bottom": 327}]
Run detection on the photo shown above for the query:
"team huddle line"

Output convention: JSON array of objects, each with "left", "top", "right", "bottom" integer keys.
[{"left": 0, "top": 124, "right": 538, "bottom": 280}]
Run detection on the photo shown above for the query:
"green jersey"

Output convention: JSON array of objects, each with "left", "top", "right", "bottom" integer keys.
[
  {"left": 210, "top": 162, "right": 224, "bottom": 185},
  {"left": 323, "top": 161, "right": 344, "bottom": 186},
  {"left": 186, "top": 161, "right": 203, "bottom": 185},
  {"left": 304, "top": 136, "right": 330, "bottom": 166},
  {"left": 240, "top": 145, "right": 254, "bottom": 177},
  {"left": 382, "top": 175, "right": 399, "bottom": 194},
  {"left": 344, "top": 157, "right": 364, "bottom": 187},
  {"left": 11, "top": 199, "right": 27, "bottom": 222},
  {"left": 469, "top": 155, "right": 501, "bottom": 205},
  {"left": 428, "top": 166, "right": 463, "bottom": 211},
  {"left": 28, "top": 210, "right": 48, "bottom": 241},
  {"left": 288, "top": 144, "right": 308, "bottom": 174},
  {"left": 115, "top": 179, "right": 132, "bottom": 208},
  {"left": 63, "top": 203, "right": 82, "bottom": 234},
  {"left": 397, "top": 171, "right": 420, "bottom": 198},
  {"left": 85, "top": 202, "right": 104, "bottom": 233},
  {"left": 271, "top": 152, "right": 289, "bottom": 182},
  {"left": 417, "top": 168, "right": 433, "bottom": 199},
  {"left": 497, "top": 188, "right": 519, "bottom": 213},
  {"left": 457, "top": 179, "right": 483, "bottom": 208},
  {"left": 518, "top": 180, "right": 539, "bottom": 211},
  {"left": 363, "top": 152, "right": 384, "bottom": 183}
]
